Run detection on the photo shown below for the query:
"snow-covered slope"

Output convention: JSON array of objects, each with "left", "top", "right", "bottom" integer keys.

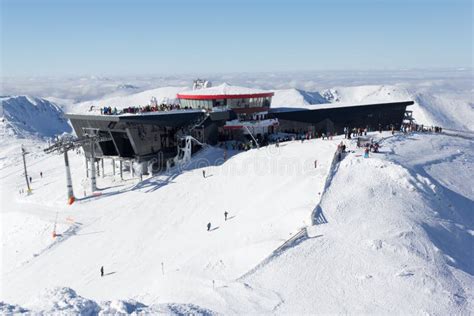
[
  {"left": 319, "top": 85, "right": 474, "bottom": 131},
  {"left": 243, "top": 133, "right": 474, "bottom": 314},
  {"left": 411, "top": 91, "right": 474, "bottom": 132},
  {"left": 1, "top": 132, "right": 472, "bottom": 314},
  {"left": 0, "top": 96, "right": 71, "bottom": 139},
  {"left": 0, "top": 139, "right": 336, "bottom": 313},
  {"left": 1, "top": 75, "right": 473, "bottom": 314},
  {"left": 272, "top": 88, "right": 326, "bottom": 108},
  {"left": 273, "top": 84, "right": 474, "bottom": 132},
  {"left": 55, "top": 76, "right": 473, "bottom": 132}
]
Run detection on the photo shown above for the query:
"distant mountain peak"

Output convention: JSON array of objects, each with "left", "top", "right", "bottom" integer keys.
[{"left": 1, "top": 95, "right": 72, "bottom": 139}]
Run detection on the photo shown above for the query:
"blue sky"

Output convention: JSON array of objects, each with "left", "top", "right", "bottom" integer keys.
[{"left": 1, "top": 0, "right": 472, "bottom": 76}]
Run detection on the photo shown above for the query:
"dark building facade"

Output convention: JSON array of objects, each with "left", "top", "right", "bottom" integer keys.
[
  {"left": 270, "top": 101, "right": 413, "bottom": 135},
  {"left": 66, "top": 87, "right": 413, "bottom": 166},
  {"left": 66, "top": 110, "right": 208, "bottom": 163}
]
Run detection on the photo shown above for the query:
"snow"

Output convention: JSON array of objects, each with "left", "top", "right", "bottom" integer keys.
[
  {"left": 242, "top": 133, "right": 474, "bottom": 314},
  {"left": 0, "top": 301, "right": 29, "bottom": 314},
  {"left": 0, "top": 137, "right": 336, "bottom": 313},
  {"left": 1, "top": 212, "right": 69, "bottom": 275},
  {"left": 27, "top": 287, "right": 100, "bottom": 315},
  {"left": 1, "top": 71, "right": 473, "bottom": 314},
  {"left": 69, "top": 86, "right": 189, "bottom": 114},
  {"left": 0, "top": 96, "right": 72, "bottom": 139},
  {"left": 317, "top": 85, "right": 474, "bottom": 131},
  {"left": 13, "top": 70, "right": 467, "bottom": 132},
  {"left": 271, "top": 88, "right": 326, "bottom": 107},
  {"left": 1, "top": 286, "right": 215, "bottom": 315},
  {"left": 1, "top": 131, "right": 472, "bottom": 314},
  {"left": 177, "top": 83, "right": 272, "bottom": 97},
  {"left": 272, "top": 84, "right": 474, "bottom": 131}
]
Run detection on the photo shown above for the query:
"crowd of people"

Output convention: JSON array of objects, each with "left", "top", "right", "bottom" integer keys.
[
  {"left": 99, "top": 103, "right": 196, "bottom": 115},
  {"left": 400, "top": 123, "right": 443, "bottom": 133},
  {"left": 343, "top": 126, "right": 369, "bottom": 139},
  {"left": 218, "top": 140, "right": 257, "bottom": 151}
]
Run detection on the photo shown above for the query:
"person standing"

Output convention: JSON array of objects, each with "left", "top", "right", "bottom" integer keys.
[
  {"left": 40, "top": 171, "right": 43, "bottom": 178},
  {"left": 202, "top": 170, "right": 206, "bottom": 178},
  {"left": 224, "top": 211, "right": 228, "bottom": 221},
  {"left": 100, "top": 266, "right": 104, "bottom": 277},
  {"left": 207, "top": 222, "right": 211, "bottom": 231},
  {"left": 337, "top": 143, "right": 343, "bottom": 162}
]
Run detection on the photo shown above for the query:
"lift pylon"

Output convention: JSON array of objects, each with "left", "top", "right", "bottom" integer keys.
[{"left": 44, "top": 134, "right": 111, "bottom": 203}]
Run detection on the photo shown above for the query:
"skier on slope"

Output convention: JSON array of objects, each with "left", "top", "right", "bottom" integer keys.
[
  {"left": 224, "top": 211, "right": 228, "bottom": 221},
  {"left": 100, "top": 266, "right": 104, "bottom": 277},
  {"left": 207, "top": 222, "right": 211, "bottom": 231},
  {"left": 202, "top": 170, "right": 206, "bottom": 178},
  {"left": 40, "top": 171, "right": 43, "bottom": 178}
]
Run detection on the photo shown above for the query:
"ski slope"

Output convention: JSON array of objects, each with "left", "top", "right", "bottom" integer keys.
[
  {"left": 1, "top": 132, "right": 473, "bottom": 314},
  {"left": 0, "top": 138, "right": 337, "bottom": 312},
  {"left": 243, "top": 133, "right": 474, "bottom": 314},
  {"left": 1, "top": 76, "right": 473, "bottom": 314}
]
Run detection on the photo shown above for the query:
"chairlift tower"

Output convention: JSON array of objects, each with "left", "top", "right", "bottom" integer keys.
[
  {"left": 21, "top": 145, "right": 31, "bottom": 193},
  {"left": 44, "top": 134, "right": 111, "bottom": 203}
]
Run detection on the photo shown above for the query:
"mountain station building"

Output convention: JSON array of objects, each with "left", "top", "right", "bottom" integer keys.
[{"left": 65, "top": 82, "right": 413, "bottom": 169}]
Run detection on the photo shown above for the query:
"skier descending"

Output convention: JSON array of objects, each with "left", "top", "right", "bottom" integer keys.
[
  {"left": 207, "top": 222, "right": 211, "bottom": 231},
  {"left": 224, "top": 211, "right": 228, "bottom": 221},
  {"left": 100, "top": 266, "right": 104, "bottom": 277},
  {"left": 202, "top": 170, "right": 206, "bottom": 178}
]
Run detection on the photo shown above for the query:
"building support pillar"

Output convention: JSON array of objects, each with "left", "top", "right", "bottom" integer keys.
[
  {"left": 85, "top": 156, "right": 89, "bottom": 178},
  {"left": 64, "top": 150, "right": 75, "bottom": 203},
  {"left": 90, "top": 144, "right": 97, "bottom": 192}
]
